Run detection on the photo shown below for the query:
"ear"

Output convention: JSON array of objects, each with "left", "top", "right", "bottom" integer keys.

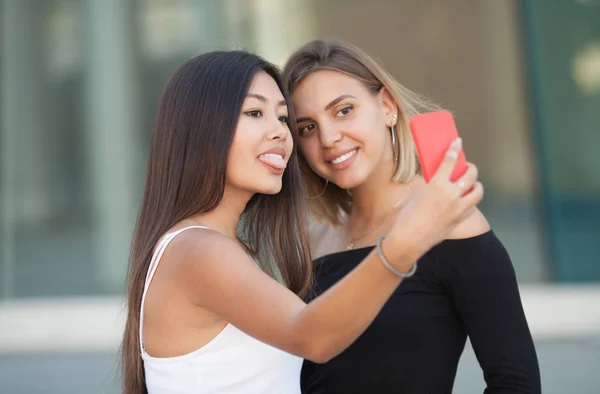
[{"left": 377, "top": 87, "right": 398, "bottom": 127}]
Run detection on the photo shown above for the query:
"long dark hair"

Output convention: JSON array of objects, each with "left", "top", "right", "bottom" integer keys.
[{"left": 121, "top": 50, "right": 312, "bottom": 394}]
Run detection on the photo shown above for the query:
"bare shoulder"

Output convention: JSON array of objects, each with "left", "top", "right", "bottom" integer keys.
[
  {"left": 167, "top": 227, "right": 236, "bottom": 259},
  {"left": 165, "top": 227, "right": 256, "bottom": 280},
  {"left": 447, "top": 208, "right": 491, "bottom": 240}
]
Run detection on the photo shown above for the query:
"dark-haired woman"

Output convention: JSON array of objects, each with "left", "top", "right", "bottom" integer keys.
[{"left": 121, "top": 50, "right": 483, "bottom": 394}]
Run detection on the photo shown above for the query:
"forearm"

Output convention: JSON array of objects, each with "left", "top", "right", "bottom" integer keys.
[{"left": 294, "top": 241, "right": 413, "bottom": 363}]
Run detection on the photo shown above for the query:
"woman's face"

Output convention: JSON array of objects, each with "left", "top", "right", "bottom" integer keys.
[
  {"left": 291, "top": 69, "right": 397, "bottom": 190},
  {"left": 226, "top": 71, "right": 293, "bottom": 196}
]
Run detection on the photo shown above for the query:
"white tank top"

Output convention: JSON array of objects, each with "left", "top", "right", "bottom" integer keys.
[{"left": 140, "top": 225, "right": 303, "bottom": 393}]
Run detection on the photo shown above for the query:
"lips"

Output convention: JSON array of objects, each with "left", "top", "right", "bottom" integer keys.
[
  {"left": 258, "top": 153, "right": 286, "bottom": 170},
  {"left": 258, "top": 147, "right": 287, "bottom": 171}
]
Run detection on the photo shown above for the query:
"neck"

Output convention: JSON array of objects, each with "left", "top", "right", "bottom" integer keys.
[
  {"left": 350, "top": 181, "right": 410, "bottom": 222},
  {"left": 189, "top": 186, "right": 252, "bottom": 239},
  {"left": 349, "top": 160, "right": 409, "bottom": 221}
]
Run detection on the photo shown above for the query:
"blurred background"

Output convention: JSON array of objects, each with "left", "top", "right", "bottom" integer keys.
[{"left": 1, "top": 0, "right": 599, "bottom": 392}]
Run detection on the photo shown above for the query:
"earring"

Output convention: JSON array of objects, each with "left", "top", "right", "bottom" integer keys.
[
  {"left": 308, "top": 179, "right": 329, "bottom": 199},
  {"left": 390, "top": 114, "right": 398, "bottom": 161}
]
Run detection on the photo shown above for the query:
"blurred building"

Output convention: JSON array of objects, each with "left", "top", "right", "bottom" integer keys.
[{"left": 1, "top": 0, "right": 599, "bottom": 393}]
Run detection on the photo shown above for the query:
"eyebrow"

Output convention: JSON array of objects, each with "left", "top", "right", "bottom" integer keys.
[
  {"left": 325, "top": 94, "right": 356, "bottom": 111},
  {"left": 246, "top": 93, "right": 286, "bottom": 106},
  {"left": 296, "top": 94, "right": 356, "bottom": 123}
]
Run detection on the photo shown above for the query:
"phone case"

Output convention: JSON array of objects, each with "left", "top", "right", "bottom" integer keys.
[{"left": 409, "top": 110, "right": 468, "bottom": 183}]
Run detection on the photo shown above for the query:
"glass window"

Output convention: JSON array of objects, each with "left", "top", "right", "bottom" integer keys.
[
  {"left": 523, "top": 0, "right": 600, "bottom": 282},
  {"left": 306, "top": 0, "right": 549, "bottom": 282},
  {"left": 0, "top": 0, "right": 252, "bottom": 298}
]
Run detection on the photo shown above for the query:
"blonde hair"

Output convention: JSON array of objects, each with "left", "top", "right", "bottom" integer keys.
[{"left": 283, "top": 38, "right": 442, "bottom": 225}]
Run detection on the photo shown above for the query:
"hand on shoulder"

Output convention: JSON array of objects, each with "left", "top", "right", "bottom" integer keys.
[{"left": 446, "top": 208, "right": 490, "bottom": 240}]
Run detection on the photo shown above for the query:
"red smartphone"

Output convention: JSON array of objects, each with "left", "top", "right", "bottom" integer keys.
[{"left": 409, "top": 110, "right": 468, "bottom": 183}]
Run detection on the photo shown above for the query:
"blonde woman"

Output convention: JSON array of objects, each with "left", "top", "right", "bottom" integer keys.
[{"left": 283, "top": 39, "right": 541, "bottom": 393}]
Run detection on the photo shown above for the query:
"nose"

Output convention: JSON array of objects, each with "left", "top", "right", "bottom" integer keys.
[
  {"left": 318, "top": 122, "right": 343, "bottom": 148},
  {"left": 267, "top": 116, "right": 288, "bottom": 141}
]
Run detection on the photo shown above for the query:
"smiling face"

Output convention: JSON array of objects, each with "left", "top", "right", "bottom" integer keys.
[
  {"left": 226, "top": 71, "right": 294, "bottom": 196},
  {"left": 291, "top": 69, "right": 398, "bottom": 190}
]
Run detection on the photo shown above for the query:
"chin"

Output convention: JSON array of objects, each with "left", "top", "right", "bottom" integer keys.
[
  {"left": 332, "top": 180, "right": 358, "bottom": 190},
  {"left": 254, "top": 180, "right": 283, "bottom": 195},
  {"left": 329, "top": 172, "right": 367, "bottom": 191}
]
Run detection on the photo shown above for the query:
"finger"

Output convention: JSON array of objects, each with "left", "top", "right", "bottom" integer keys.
[
  {"left": 453, "top": 163, "right": 478, "bottom": 195},
  {"left": 456, "top": 182, "right": 484, "bottom": 216},
  {"left": 432, "top": 138, "right": 462, "bottom": 182}
]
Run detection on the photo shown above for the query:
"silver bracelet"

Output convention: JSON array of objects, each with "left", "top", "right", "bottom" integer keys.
[{"left": 376, "top": 236, "right": 418, "bottom": 278}]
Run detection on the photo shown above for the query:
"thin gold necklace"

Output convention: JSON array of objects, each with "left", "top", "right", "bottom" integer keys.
[{"left": 345, "top": 187, "right": 411, "bottom": 250}]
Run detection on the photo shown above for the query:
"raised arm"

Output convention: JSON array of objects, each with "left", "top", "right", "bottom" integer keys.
[
  {"left": 179, "top": 138, "right": 485, "bottom": 363},
  {"left": 176, "top": 229, "right": 410, "bottom": 363}
]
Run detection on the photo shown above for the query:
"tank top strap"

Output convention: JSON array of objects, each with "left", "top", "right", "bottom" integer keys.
[{"left": 138, "top": 225, "right": 210, "bottom": 355}]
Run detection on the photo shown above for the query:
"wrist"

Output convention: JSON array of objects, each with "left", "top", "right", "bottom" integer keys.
[{"left": 378, "top": 236, "right": 419, "bottom": 277}]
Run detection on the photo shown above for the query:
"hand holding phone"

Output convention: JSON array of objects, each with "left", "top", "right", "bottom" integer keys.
[{"left": 409, "top": 111, "right": 468, "bottom": 183}]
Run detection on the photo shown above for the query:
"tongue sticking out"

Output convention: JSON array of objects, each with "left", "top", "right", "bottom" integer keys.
[{"left": 258, "top": 154, "right": 286, "bottom": 170}]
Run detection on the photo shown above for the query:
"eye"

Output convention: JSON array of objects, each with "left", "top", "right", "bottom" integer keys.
[
  {"left": 336, "top": 105, "right": 354, "bottom": 117},
  {"left": 245, "top": 110, "right": 263, "bottom": 117},
  {"left": 278, "top": 115, "right": 289, "bottom": 124},
  {"left": 298, "top": 123, "right": 316, "bottom": 136}
]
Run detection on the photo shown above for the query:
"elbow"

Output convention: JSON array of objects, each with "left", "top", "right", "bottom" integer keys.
[
  {"left": 293, "top": 333, "right": 337, "bottom": 364},
  {"left": 289, "top": 315, "right": 344, "bottom": 364},
  {"left": 485, "top": 367, "right": 541, "bottom": 393},
  {"left": 302, "top": 342, "right": 335, "bottom": 364}
]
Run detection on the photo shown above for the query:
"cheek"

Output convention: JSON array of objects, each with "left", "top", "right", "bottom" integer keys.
[
  {"left": 227, "top": 139, "right": 246, "bottom": 171},
  {"left": 226, "top": 148, "right": 245, "bottom": 180},
  {"left": 230, "top": 122, "right": 260, "bottom": 158},
  {"left": 298, "top": 138, "right": 321, "bottom": 166},
  {"left": 285, "top": 130, "right": 294, "bottom": 153},
  {"left": 355, "top": 118, "right": 388, "bottom": 154},
  {"left": 227, "top": 131, "right": 256, "bottom": 179}
]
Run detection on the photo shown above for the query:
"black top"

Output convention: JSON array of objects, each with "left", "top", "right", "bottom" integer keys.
[{"left": 301, "top": 231, "right": 541, "bottom": 394}]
